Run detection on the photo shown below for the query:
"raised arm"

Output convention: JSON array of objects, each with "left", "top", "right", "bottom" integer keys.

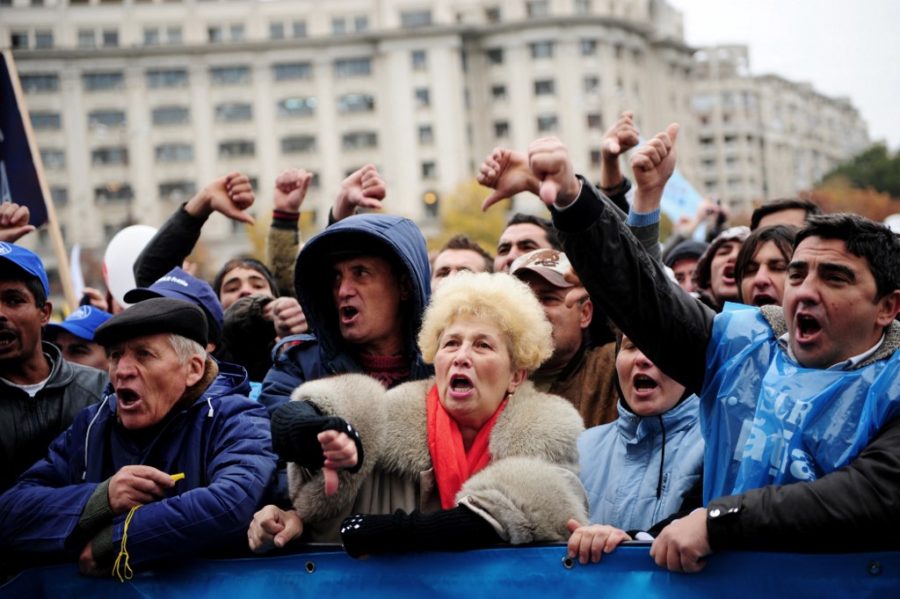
[
  {"left": 330, "top": 164, "right": 386, "bottom": 223},
  {"left": 267, "top": 169, "right": 311, "bottom": 298},
  {"left": 483, "top": 133, "right": 713, "bottom": 393},
  {"left": 134, "top": 173, "right": 255, "bottom": 286}
]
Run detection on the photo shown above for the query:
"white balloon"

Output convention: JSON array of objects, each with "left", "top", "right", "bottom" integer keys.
[
  {"left": 103, "top": 225, "right": 158, "bottom": 308},
  {"left": 884, "top": 214, "right": 900, "bottom": 234}
]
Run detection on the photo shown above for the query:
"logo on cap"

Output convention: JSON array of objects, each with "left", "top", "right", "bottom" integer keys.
[
  {"left": 68, "top": 306, "right": 91, "bottom": 321},
  {"left": 156, "top": 275, "right": 189, "bottom": 288},
  {"left": 0, "top": 242, "right": 12, "bottom": 256}
]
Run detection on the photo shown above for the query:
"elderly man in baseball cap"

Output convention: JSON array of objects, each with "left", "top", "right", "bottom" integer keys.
[
  {"left": 511, "top": 248, "right": 618, "bottom": 427},
  {"left": 0, "top": 243, "right": 108, "bottom": 494},
  {"left": 0, "top": 297, "right": 276, "bottom": 578}
]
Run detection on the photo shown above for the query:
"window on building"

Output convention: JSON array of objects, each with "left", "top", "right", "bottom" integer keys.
[
  {"left": 583, "top": 75, "right": 600, "bottom": 93},
  {"left": 159, "top": 181, "right": 197, "bottom": 201},
  {"left": 218, "top": 140, "right": 255, "bottom": 159},
  {"left": 30, "top": 111, "right": 61, "bottom": 130},
  {"left": 40, "top": 149, "right": 65, "bottom": 169},
  {"left": 91, "top": 146, "right": 128, "bottom": 166},
  {"left": 208, "top": 26, "right": 223, "bottom": 43},
  {"left": 78, "top": 29, "right": 95, "bottom": 48},
  {"left": 83, "top": 71, "right": 124, "bottom": 91},
  {"left": 281, "top": 135, "right": 317, "bottom": 154},
  {"left": 215, "top": 102, "right": 253, "bottom": 122},
  {"left": 337, "top": 93, "right": 375, "bottom": 114},
  {"left": 486, "top": 48, "right": 503, "bottom": 65},
  {"left": 51, "top": 187, "right": 68, "bottom": 206},
  {"left": 230, "top": 24, "right": 245, "bottom": 42},
  {"left": 418, "top": 124, "right": 433, "bottom": 145},
  {"left": 277, "top": 96, "right": 316, "bottom": 117},
  {"left": 493, "top": 120, "right": 509, "bottom": 138},
  {"left": 411, "top": 50, "right": 427, "bottom": 71},
  {"left": 11, "top": 32, "right": 29, "bottom": 50},
  {"left": 485, "top": 6, "right": 501, "bottom": 22},
  {"left": 166, "top": 26, "right": 183, "bottom": 45},
  {"left": 586, "top": 113, "right": 602, "bottom": 129},
  {"left": 95, "top": 183, "right": 133, "bottom": 203},
  {"left": 88, "top": 109, "right": 126, "bottom": 128},
  {"left": 491, "top": 84, "right": 507, "bottom": 101},
  {"left": 590, "top": 149, "right": 602, "bottom": 168},
  {"left": 401, "top": 10, "right": 432, "bottom": 28},
  {"left": 144, "top": 27, "right": 160, "bottom": 46},
  {"left": 147, "top": 68, "right": 188, "bottom": 88},
  {"left": 152, "top": 105, "right": 190, "bottom": 126},
  {"left": 421, "top": 161, "right": 437, "bottom": 180},
  {"left": 580, "top": 39, "right": 597, "bottom": 56},
  {"left": 574, "top": 0, "right": 592, "bottom": 14},
  {"left": 533, "top": 79, "right": 555, "bottom": 96},
  {"left": 21, "top": 73, "right": 59, "bottom": 93},
  {"left": 334, "top": 57, "right": 372, "bottom": 78},
  {"left": 34, "top": 31, "right": 53, "bottom": 49},
  {"left": 155, "top": 143, "right": 194, "bottom": 163},
  {"left": 414, "top": 87, "right": 430, "bottom": 108},
  {"left": 354, "top": 15, "right": 369, "bottom": 32},
  {"left": 332, "top": 17, "right": 347, "bottom": 35},
  {"left": 341, "top": 131, "right": 378, "bottom": 150},
  {"left": 210, "top": 66, "right": 251, "bottom": 85},
  {"left": 526, "top": 0, "right": 550, "bottom": 18},
  {"left": 536, "top": 114, "right": 558, "bottom": 132},
  {"left": 292, "top": 20, "right": 307, "bottom": 38},
  {"left": 530, "top": 41, "right": 554, "bottom": 59},
  {"left": 273, "top": 62, "right": 312, "bottom": 81},
  {"left": 269, "top": 22, "right": 285, "bottom": 40},
  {"left": 101, "top": 29, "right": 119, "bottom": 48}
]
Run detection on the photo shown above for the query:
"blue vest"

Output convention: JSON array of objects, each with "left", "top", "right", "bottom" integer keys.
[{"left": 701, "top": 303, "right": 900, "bottom": 502}]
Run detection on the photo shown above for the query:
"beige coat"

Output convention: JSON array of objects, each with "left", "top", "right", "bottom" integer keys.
[{"left": 287, "top": 375, "right": 588, "bottom": 543}]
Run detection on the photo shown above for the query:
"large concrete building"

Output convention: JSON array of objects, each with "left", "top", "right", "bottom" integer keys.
[
  {"left": 2, "top": 0, "right": 697, "bottom": 284},
  {"left": 691, "top": 45, "right": 869, "bottom": 214}
]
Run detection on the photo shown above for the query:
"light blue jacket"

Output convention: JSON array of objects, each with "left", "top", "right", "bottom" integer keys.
[{"left": 578, "top": 395, "right": 703, "bottom": 531}]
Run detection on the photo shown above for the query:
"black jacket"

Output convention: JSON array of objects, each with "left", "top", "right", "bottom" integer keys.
[
  {"left": 552, "top": 179, "right": 900, "bottom": 552},
  {"left": 0, "top": 342, "right": 108, "bottom": 491}
]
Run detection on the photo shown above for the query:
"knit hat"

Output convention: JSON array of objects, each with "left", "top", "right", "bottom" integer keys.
[
  {"left": 94, "top": 297, "right": 208, "bottom": 347},
  {"left": 0, "top": 242, "right": 50, "bottom": 297},
  {"left": 663, "top": 239, "right": 709, "bottom": 268},
  {"left": 45, "top": 305, "right": 112, "bottom": 342},
  {"left": 510, "top": 248, "right": 574, "bottom": 289}
]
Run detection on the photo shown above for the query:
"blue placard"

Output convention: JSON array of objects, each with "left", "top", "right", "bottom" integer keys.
[{"left": 0, "top": 52, "right": 49, "bottom": 227}]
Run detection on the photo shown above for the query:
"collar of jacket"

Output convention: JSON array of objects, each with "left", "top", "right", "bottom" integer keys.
[
  {"left": 760, "top": 305, "right": 900, "bottom": 370},
  {"left": 615, "top": 394, "right": 699, "bottom": 445}
]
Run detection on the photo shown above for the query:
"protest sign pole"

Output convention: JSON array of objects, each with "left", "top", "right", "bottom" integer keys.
[{"left": 2, "top": 49, "right": 76, "bottom": 308}]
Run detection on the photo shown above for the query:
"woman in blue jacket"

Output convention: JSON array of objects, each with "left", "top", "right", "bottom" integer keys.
[{"left": 568, "top": 333, "right": 703, "bottom": 564}]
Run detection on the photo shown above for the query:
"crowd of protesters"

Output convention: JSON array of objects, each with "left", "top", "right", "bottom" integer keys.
[{"left": 1, "top": 109, "right": 899, "bottom": 583}]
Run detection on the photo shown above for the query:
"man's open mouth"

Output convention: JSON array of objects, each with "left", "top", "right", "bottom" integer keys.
[
  {"left": 795, "top": 313, "right": 822, "bottom": 340},
  {"left": 0, "top": 330, "right": 17, "bottom": 347},
  {"left": 633, "top": 374, "right": 658, "bottom": 390},
  {"left": 117, "top": 388, "right": 141, "bottom": 408}
]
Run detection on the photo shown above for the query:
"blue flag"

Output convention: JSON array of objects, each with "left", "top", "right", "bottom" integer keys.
[{"left": 0, "top": 50, "right": 49, "bottom": 227}]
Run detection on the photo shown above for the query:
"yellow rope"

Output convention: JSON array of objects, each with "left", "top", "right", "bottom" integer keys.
[{"left": 112, "top": 504, "right": 141, "bottom": 582}]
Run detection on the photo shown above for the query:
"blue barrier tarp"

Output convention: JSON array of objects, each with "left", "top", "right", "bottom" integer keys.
[{"left": 3, "top": 544, "right": 899, "bottom": 598}]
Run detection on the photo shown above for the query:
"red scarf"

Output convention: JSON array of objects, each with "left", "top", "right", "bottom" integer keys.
[{"left": 426, "top": 384, "right": 508, "bottom": 509}]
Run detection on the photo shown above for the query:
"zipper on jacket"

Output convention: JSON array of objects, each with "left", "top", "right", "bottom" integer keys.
[{"left": 656, "top": 414, "right": 667, "bottom": 499}]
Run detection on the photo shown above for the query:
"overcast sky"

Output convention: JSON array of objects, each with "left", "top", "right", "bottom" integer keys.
[{"left": 668, "top": 0, "right": 900, "bottom": 150}]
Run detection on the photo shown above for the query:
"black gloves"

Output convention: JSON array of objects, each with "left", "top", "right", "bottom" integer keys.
[
  {"left": 271, "top": 401, "right": 364, "bottom": 472},
  {"left": 340, "top": 506, "right": 503, "bottom": 558}
]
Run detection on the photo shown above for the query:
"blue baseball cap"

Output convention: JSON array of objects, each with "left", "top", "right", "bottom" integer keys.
[
  {"left": 0, "top": 242, "right": 50, "bottom": 297},
  {"left": 123, "top": 267, "right": 224, "bottom": 337},
  {"left": 45, "top": 305, "right": 112, "bottom": 342}
]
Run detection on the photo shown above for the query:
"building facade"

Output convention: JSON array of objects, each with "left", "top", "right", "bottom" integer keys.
[
  {"left": 692, "top": 45, "right": 869, "bottom": 214},
  {"left": 2, "top": 0, "right": 697, "bottom": 281}
]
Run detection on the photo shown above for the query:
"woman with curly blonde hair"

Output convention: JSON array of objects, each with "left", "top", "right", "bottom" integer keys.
[{"left": 249, "top": 272, "right": 587, "bottom": 556}]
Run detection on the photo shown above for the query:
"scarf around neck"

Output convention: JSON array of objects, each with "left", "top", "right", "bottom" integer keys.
[{"left": 426, "top": 383, "right": 508, "bottom": 509}]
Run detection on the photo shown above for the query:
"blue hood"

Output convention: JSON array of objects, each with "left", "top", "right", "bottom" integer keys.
[{"left": 294, "top": 214, "right": 431, "bottom": 360}]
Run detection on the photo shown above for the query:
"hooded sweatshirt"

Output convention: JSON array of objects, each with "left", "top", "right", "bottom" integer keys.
[{"left": 259, "top": 214, "right": 433, "bottom": 416}]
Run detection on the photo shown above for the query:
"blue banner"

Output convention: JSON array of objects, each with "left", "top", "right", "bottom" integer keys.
[
  {"left": 2, "top": 544, "right": 898, "bottom": 598},
  {"left": 0, "top": 51, "right": 49, "bottom": 227}
]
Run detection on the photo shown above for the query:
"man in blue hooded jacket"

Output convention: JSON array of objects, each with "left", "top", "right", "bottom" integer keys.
[{"left": 0, "top": 298, "right": 276, "bottom": 577}]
